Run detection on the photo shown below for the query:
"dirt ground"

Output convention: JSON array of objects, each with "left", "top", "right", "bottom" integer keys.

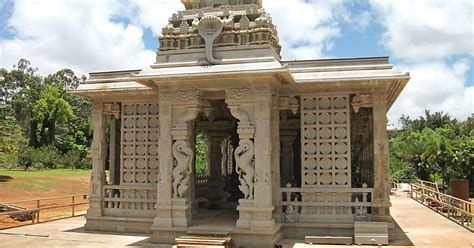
[{"left": 0, "top": 170, "right": 90, "bottom": 229}]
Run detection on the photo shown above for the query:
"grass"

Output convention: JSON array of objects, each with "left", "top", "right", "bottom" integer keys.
[
  {"left": 0, "top": 168, "right": 91, "bottom": 178},
  {"left": 14, "top": 180, "right": 53, "bottom": 191}
]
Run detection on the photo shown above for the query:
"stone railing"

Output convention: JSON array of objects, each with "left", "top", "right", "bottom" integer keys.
[
  {"left": 280, "top": 184, "right": 373, "bottom": 223},
  {"left": 103, "top": 185, "right": 157, "bottom": 218}
]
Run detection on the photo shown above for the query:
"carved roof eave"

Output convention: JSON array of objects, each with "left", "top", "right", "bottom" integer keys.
[
  {"left": 283, "top": 73, "right": 410, "bottom": 111},
  {"left": 68, "top": 81, "right": 155, "bottom": 100},
  {"left": 131, "top": 64, "right": 295, "bottom": 86}
]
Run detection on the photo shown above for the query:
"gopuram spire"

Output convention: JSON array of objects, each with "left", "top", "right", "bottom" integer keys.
[{"left": 159, "top": 0, "right": 279, "bottom": 65}]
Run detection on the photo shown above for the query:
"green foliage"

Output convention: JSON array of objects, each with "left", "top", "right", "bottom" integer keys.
[
  {"left": 195, "top": 133, "right": 208, "bottom": 176},
  {"left": 390, "top": 111, "right": 473, "bottom": 190},
  {"left": 0, "top": 59, "right": 92, "bottom": 170}
]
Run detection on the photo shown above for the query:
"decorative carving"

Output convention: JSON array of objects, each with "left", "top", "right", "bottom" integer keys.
[
  {"left": 175, "top": 90, "right": 200, "bottom": 102},
  {"left": 234, "top": 139, "right": 255, "bottom": 199},
  {"left": 120, "top": 102, "right": 160, "bottom": 185},
  {"left": 172, "top": 140, "right": 194, "bottom": 198},
  {"left": 103, "top": 103, "right": 121, "bottom": 119},
  {"left": 351, "top": 93, "right": 373, "bottom": 113},
  {"left": 198, "top": 16, "right": 224, "bottom": 64},
  {"left": 228, "top": 106, "right": 250, "bottom": 124},
  {"left": 226, "top": 88, "right": 254, "bottom": 101}
]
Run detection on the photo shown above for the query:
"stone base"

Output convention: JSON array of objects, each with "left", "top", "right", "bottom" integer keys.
[
  {"left": 305, "top": 236, "right": 353, "bottom": 245},
  {"left": 85, "top": 216, "right": 153, "bottom": 234},
  {"left": 282, "top": 222, "right": 355, "bottom": 240},
  {"left": 354, "top": 222, "right": 389, "bottom": 245},
  {"left": 150, "top": 225, "right": 282, "bottom": 248}
]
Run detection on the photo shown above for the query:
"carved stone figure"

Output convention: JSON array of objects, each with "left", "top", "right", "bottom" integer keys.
[
  {"left": 234, "top": 139, "right": 255, "bottom": 199},
  {"left": 197, "top": 16, "right": 224, "bottom": 64},
  {"left": 172, "top": 140, "right": 194, "bottom": 198}
]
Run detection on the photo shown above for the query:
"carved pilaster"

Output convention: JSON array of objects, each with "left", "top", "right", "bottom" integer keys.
[
  {"left": 252, "top": 88, "right": 275, "bottom": 229},
  {"left": 372, "top": 93, "right": 391, "bottom": 220},
  {"left": 87, "top": 102, "right": 107, "bottom": 218}
]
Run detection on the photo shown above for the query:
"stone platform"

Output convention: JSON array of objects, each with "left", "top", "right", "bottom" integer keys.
[{"left": 1, "top": 193, "right": 473, "bottom": 247}]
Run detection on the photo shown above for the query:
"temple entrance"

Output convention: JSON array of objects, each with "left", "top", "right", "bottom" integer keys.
[{"left": 191, "top": 99, "right": 241, "bottom": 229}]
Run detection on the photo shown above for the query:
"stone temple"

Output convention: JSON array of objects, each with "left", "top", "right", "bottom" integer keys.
[{"left": 72, "top": 0, "right": 410, "bottom": 246}]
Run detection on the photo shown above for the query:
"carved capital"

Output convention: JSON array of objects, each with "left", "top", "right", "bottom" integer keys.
[
  {"left": 103, "top": 103, "right": 121, "bottom": 119},
  {"left": 351, "top": 93, "right": 372, "bottom": 114}
]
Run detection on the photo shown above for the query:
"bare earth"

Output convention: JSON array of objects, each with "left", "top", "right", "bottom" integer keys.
[
  {"left": 0, "top": 191, "right": 473, "bottom": 247},
  {"left": 0, "top": 171, "right": 90, "bottom": 229}
]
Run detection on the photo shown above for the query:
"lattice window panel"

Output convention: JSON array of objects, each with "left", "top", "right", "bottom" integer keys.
[
  {"left": 121, "top": 102, "right": 160, "bottom": 185},
  {"left": 301, "top": 96, "right": 351, "bottom": 188}
]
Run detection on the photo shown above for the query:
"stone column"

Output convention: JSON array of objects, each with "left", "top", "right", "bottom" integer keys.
[
  {"left": 206, "top": 131, "right": 230, "bottom": 208},
  {"left": 109, "top": 115, "right": 121, "bottom": 186},
  {"left": 271, "top": 96, "right": 282, "bottom": 222},
  {"left": 252, "top": 88, "right": 275, "bottom": 230},
  {"left": 153, "top": 91, "right": 174, "bottom": 228},
  {"left": 372, "top": 94, "right": 391, "bottom": 220},
  {"left": 87, "top": 102, "right": 107, "bottom": 218},
  {"left": 280, "top": 130, "right": 297, "bottom": 186}
]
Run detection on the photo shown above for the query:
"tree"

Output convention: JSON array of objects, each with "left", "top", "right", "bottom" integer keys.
[{"left": 30, "top": 85, "right": 73, "bottom": 147}]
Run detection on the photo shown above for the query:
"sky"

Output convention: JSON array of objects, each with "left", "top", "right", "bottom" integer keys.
[{"left": 0, "top": 0, "right": 472, "bottom": 126}]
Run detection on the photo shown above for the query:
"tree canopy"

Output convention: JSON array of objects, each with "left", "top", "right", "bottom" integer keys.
[{"left": 0, "top": 59, "right": 91, "bottom": 170}]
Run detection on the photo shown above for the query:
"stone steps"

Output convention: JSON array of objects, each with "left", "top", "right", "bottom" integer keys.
[{"left": 175, "top": 232, "right": 232, "bottom": 248}]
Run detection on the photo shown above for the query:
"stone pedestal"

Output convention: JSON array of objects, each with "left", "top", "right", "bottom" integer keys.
[
  {"left": 236, "top": 199, "right": 254, "bottom": 229},
  {"left": 171, "top": 198, "right": 192, "bottom": 227}
]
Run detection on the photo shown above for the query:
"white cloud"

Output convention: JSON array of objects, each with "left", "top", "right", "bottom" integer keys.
[
  {"left": 389, "top": 60, "right": 473, "bottom": 124},
  {"left": 370, "top": 0, "right": 473, "bottom": 62},
  {"left": 0, "top": 0, "right": 158, "bottom": 76},
  {"left": 370, "top": 0, "right": 474, "bottom": 122},
  {"left": 265, "top": 0, "right": 346, "bottom": 60}
]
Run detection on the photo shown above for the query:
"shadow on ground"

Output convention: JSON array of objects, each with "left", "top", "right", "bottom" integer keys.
[
  {"left": 390, "top": 217, "right": 414, "bottom": 246},
  {"left": 0, "top": 175, "right": 13, "bottom": 182}
]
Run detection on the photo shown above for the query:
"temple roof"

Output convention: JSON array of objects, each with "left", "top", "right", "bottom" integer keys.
[{"left": 180, "top": 0, "right": 262, "bottom": 9}]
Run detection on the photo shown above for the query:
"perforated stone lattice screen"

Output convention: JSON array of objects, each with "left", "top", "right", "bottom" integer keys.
[
  {"left": 121, "top": 102, "right": 160, "bottom": 185},
  {"left": 301, "top": 96, "right": 351, "bottom": 188}
]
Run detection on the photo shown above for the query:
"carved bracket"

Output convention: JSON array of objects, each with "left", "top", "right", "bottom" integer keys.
[
  {"left": 103, "top": 103, "right": 121, "bottom": 119},
  {"left": 351, "top": 93, "right": 373, "bottom": 113}
]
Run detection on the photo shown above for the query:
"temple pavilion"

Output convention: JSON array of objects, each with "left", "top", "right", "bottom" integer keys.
[{"left": 71, "top": 0, "right": 410, "bottom": 246}]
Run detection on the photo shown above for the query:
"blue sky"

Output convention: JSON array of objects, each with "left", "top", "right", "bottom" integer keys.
[{"left": 0, "top": 0, "right": 472, "bottom": 123}]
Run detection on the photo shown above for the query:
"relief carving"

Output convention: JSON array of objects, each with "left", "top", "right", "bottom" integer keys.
[
  {"left": 234, "top": 139, "right": 255, "bottom": 200},
  {"left": 172, "top": 140, "right": 194, "bottom": 198},
  {"left": 198, "top": 16, "right": 223, "bottom": 64},
  {"left": 175, "top": 90, "right": 200, "bottom": 102},
  {"left": 226, "top": 88, "right": 254, "bottom": 101}
]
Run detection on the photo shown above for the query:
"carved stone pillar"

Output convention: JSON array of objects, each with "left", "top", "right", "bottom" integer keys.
[
  {"left": 226, "top": 88, "right": 257, "bottom": 229},
  {"left": 271, "top": 96, "right": 282, "bottom": 223},
  {"left": 252, "top": 89, "right": 275, "bottom": 229},
  {"left": 206, "top": 131, "right": 230, "bottom": 208},
  {"left": 153, "top": 91, "right": 174, "bottom": 228},
  {"left": 280, "top": 131, "right": 297, "bottom": 186},
  {"left": 86, "top": 102, "right": 107, "bottom": 218},
  {"left": 372, "top": 94, "right": 391, "bottom": 220}
]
